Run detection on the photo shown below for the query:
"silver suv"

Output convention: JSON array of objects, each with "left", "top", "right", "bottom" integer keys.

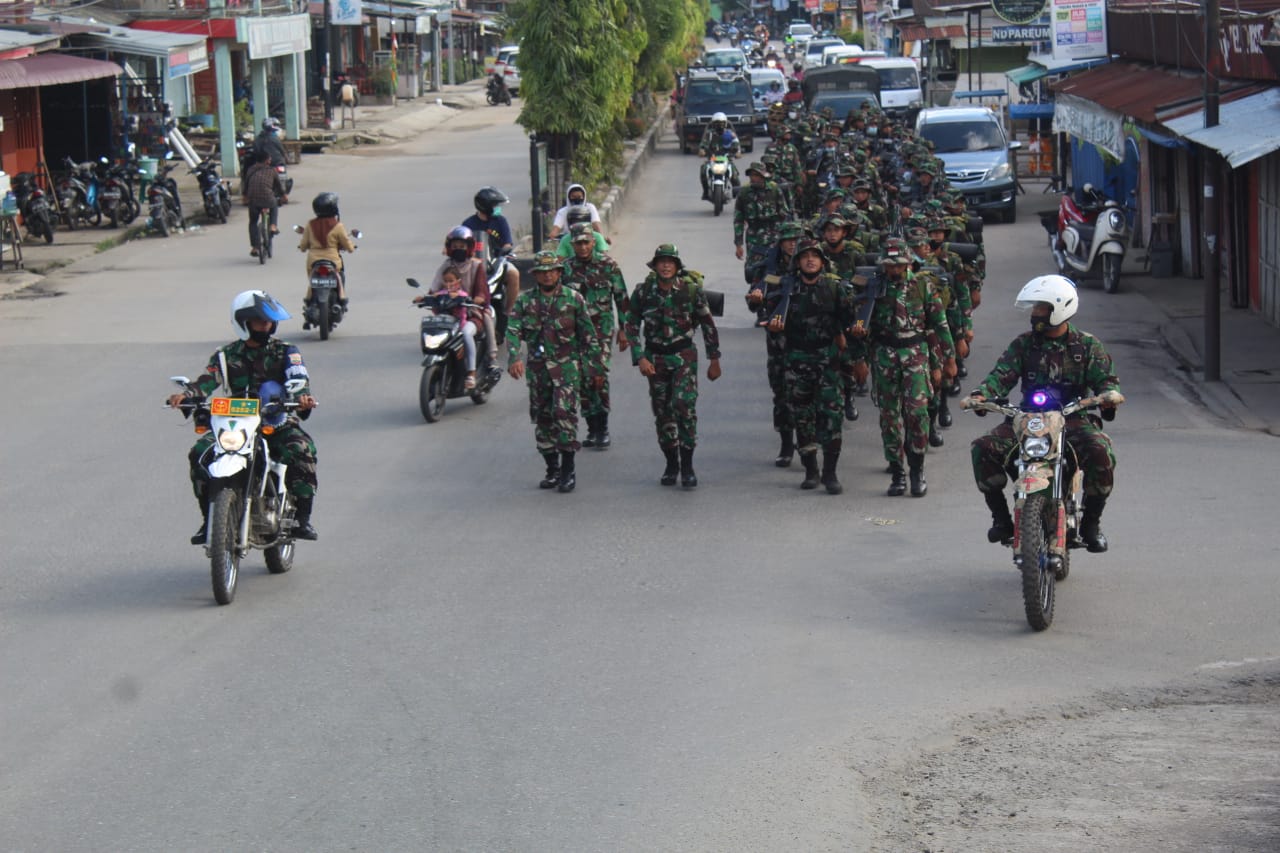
[{"left": 915, "top": 106, "right": 1021, "bottom": 222}]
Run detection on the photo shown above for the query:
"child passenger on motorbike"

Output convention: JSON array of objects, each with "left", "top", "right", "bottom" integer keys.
[
  {"left": 297, "top": 192, "right": 356, "bottom": 326},
  {"left": 431, "top": 226, "right": 498, "bottom": 364},
  {"left": 430, "top": 267, "right": 480, "bottom": 389}
]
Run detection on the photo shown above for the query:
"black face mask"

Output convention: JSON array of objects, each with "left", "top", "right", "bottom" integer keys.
[
  {"left": 448, "top": 248, "right": 470, "bottom": 263},
  {"left": 1031, "top": 315, "right": 1052, "bottom": 335},
  {"left": 929, "top": 238, "right": 944, "bottom": 251},
  {"left": 248, "top": 328, "right": 272, "bottom": 345},
  {"left": 569, "top": 197, "right": 584, "bottom": 206}
]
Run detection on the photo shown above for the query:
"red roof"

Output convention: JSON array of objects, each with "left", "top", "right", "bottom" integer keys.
[{"left": 0, "top": 53, "right": 121, "bottom": 90}]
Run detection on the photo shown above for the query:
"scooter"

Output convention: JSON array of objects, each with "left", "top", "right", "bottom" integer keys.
[
  {"left": 1039, "top": 183, "right": 1130, "bottom": 294},
  {"left": 476, "top": 233, "right": 526, "bottom": 341},
  {"left": 11, "top": 171, "right": 56, "bottom": 244},
  {"left": 406, "top": 278, "right": 503, "bottom": 423},
  {"left": 191, "top": 157, "right": 233, "bottom": 224},
  {"left": 147, "top": 157, "right": 185, "bottom": 237},
  {"left": 294, "top": 225, "right": 361, "bottom": 340},
  {"left": 57, "top": 156, "right": 101, "bottom": 229},
  {"left": 486, "top": 74, "right": 513, "bottom": 106}
]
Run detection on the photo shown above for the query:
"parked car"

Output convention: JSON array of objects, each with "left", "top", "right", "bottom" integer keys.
[
  {"left": 915, "top": 106, "right": 1021, "bottom": 222},
  {"left": 494, "top": 46, "right": 520, "bottom": 95}
]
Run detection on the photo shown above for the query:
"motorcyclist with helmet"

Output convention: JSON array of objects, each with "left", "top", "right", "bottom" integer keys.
[
  {"left": 782, "top": 78, "right": 804, "bottom": 105},
  {"left": 698, "top": 112, "right": 741, "bottom": 201},
  {"left": 297, "top": 192, "right": 357, "bottom": 325},
  {"left": 964, "top": 275, "right": 1123, "bottom": 551},
  {"left": 462, "top": 186, "right": 521, "bottom": 314},
  {"left": 254, "top": 117, "right": 288, "bottom": 169},
  {"left": 421, "top": 225, "right": 498, "bottom": 366},
  {"left": 167, "top": 291, "right": 320, "bottom": 543}
]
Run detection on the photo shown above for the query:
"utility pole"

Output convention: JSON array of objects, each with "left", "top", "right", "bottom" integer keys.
[
  {"left": 1203, "top": 0, "right": 1221, "bottom": 381},
  {"left": 324, "top": 0, "right": 334, "bottom": 125}
]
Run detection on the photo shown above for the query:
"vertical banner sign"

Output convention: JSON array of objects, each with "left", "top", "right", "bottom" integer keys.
[
  {"left": 331, "top": 0, "right": 362, "bottom": 26},
  {"left": 1050, "top": 0, "right": 1107, "bottom": 61}
]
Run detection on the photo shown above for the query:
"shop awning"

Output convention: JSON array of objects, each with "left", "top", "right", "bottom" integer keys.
[
  {"left": 1161, "top": 87, "right": 1280, "bottom": 168},
  {"left": 80, "top": 26, "right": 209, "bottom": 79},
  {"left": 1052, "top": 62, "right": 1207, "bottom": 124},
  {"left": 0, "top": 53, "right": 121, "bottom": 90},
  {"left": 1006, "top": 64, "right": 1046, "bottom": 86}
]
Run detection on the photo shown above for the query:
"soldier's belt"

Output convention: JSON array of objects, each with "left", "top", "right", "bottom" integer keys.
[
  {"left": 789, "top": 338, "right": 837, "bottom": 353},
  {"left": 875, "top": 332, "right": 925, "bottom": 347},
  {"left": 647, "top": 337, "right": 694, "bottom": 355}
]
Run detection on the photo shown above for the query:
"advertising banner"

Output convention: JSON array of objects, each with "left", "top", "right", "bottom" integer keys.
[
  {"left": 1050, "top": 0, "right": 1107, "bottom": 61},
  {"left": 1052, "top": 93, "right": 1123, "bottom": 158},
  {"left": 331, "top": 0, "right": 362, "bottom": 27}
]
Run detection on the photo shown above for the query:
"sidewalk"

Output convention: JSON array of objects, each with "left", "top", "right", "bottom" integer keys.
[{"left": 0, "top": 77, "right": 491, "bottom": 297}]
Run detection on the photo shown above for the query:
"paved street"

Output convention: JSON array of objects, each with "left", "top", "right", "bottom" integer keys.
[{"left": 1, "top": 91, "right": 1278, "bottom": 850}]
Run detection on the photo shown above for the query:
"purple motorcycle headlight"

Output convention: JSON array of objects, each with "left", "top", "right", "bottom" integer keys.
[{"left": 1031, "top": 390, "right": 1048, "bottom": 407}]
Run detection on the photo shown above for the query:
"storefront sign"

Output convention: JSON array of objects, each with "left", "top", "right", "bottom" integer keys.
[
  {"left": 167, "top": 42, "right": 208, "bottom": 80},
  {"left": 331, "top": 0, "right": 363, "bottom": 27},
  {"left": 991, "top": 0, "right": 1047, "bottom": 25},
  {"left": 1050, "top": 0, "right": 1107, "bottom": 61},
  {"left": 240, "top": 15, "right": 311, "bottom": 60},
  {"left": 1053, "top": 93, "right": 1123, "bottom": 158},
  {"left": 992, "top": 24, "right": 1050, "bottom": 42}
]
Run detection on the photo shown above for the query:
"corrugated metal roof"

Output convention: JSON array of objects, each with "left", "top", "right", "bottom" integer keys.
[
  {"left": 79, "top": 23, "right": 207, "bottom": 59},
  {"left": 1052, "top": 62, "right": 1211, "bottom": 123},
  {"left": 0, "top": 53, "right": 120, "bottom": 90},
  {"left": 1162, "top": 87, "right": 1280, "bottom": 168},
  {"left": 0, "top": 29, "right": 59, "bottom": 53}
]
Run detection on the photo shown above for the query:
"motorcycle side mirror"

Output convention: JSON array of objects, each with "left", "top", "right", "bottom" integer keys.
[
  {"left": 284, "top": 378, "right": 308, "bottom": 395},
  {"left": 350, "top": 229, "right": 362, "bottom": 239},
  {"left": 170, "top": 376, "right": 191, "bottom": 386},
  {"left": 406, "top": 277, "right": 422, "bottom": 288},
  {"left": 292, "top": 224, "right": 304, "bottom": 233}
]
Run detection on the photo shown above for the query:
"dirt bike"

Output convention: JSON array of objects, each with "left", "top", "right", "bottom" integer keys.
[
  {"left": 168, "top": 374, "right": 309, "bottom": 605},
  {"left": 961, "top": 387, "right": 1124, "bottom": 631}
]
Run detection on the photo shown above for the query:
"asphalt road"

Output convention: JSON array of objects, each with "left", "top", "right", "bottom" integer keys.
[{"left": 2, "top": 102, "right": 1278, "bottom": 851}]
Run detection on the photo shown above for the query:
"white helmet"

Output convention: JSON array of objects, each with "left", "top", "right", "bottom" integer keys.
[
  {"left": 1015, "top": 274, "right": 1078, "bottom": 326},
  {"left": 711, "top": 111, "right": 728, "bottom": 124},
  {"left": 231, "top": 290, "right": 291, "bottom": 340}
]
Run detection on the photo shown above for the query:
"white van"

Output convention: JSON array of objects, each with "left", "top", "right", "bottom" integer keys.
[
  {"left": 822, "top": 45, "right": 863, "bottom": 66},
  {"left": 803, "top": 37, "right": 844, "bottom": 69},
  {"left": 862, "top": 58, "right": 922, "bottom": 118}
]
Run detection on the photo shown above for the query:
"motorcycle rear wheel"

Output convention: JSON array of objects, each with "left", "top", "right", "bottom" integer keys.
[
  {"left": 1102, "top": 253, "right": 1121, "bottom": 294},
  {"left": 38, "top": 210, "right": 55, "bottom": 244},
  {"left": 419, "top": 363, "right": 448, "bottom": 422},
  {"left": 318, "top": 291, "right": 333, "bottom": 341},
  {"left": 122, "top": 198, "right": 139, "bottom": 225},
  {"left": 1017, "top": 494, "right": 1056, "bottom": 631},
  {"left": 209, "top": 487, "right": 242, "bottom": 606},
  {"left": 106, "top": 205, "right": 118, "bottom": 230},
  {"left": 157, "top": 210, "right": 170, "bottom": 237}
]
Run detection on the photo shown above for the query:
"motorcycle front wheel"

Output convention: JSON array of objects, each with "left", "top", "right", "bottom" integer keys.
[
  {"left": 106, "top": 203, "right": 118, "bottom": 230},
  {"left": 209, "top": 487, "right": 243, "bottom": 606},
  {"left": 419, "top": 363, "right": 448, "bottom": 422},
  {"left": 712, "top": 185, "right": 725, "bottom": 216},
  {"left": 1017, "top": 493, "right": 1056, "bottom": 631},
  {"left": 1102, "top": 253, "right": 1121, "bottom": 294}
]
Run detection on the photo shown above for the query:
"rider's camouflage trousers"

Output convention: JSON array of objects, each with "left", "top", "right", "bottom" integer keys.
[
  {"left": 189, "top": 422, "right": 317, "bottom": 501},
  {"left": 970, "top": 419, "right": 1116, "bottom": 497},
  {"left": 872, "top": 342, "right": 932, "bottom": 464},
  {"left": 527, "top": 358, "right": 581, "bottom": 453},
  {"left": 785, "top": 350, "right": 843, "bottom": 454},
  {"left": 646, "top": 349, "right": 700, "bottom": 450}
]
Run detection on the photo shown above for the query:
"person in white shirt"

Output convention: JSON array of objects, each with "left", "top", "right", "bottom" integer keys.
[{"left": 548, "top": 183, "right": 605, "bottom": 241}]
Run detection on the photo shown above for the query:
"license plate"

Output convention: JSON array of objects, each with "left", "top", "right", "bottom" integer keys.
[
  {"left": 210, "top": 397, "right": 259, "bottom": 416},
  {"left": 310, "top": 278, "right": 335, "bottom": 287}
]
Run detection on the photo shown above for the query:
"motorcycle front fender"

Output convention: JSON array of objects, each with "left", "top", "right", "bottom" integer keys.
[
  {"left": 1015, "top": 462, "right": 1053, "bottom": 496},
  {"left": 208, "top": 452, "right": 249, "bottom": 480},
  {"left": 1097, "top": 241, "right": 1126, "bottom": 256},
  {"left": 421, "top": 353, "right": 445, "bottom": 368}
]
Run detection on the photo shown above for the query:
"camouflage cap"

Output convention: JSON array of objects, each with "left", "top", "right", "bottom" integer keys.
[
  {"left": 793, "top": 237, "right": 829, "bottom": 267},
  {"left": 878, "top": 238, "right": 911, "bottom": 266},
  {"left": 745, "top": 161, "right": 771, "bottom": 178},
  {"left": 777, "top": 220, "right": 805, "bottom": 240},
  {"left": 836, "top": 163, "right": 858, "bottom": 177},
  {"left": 824, "top": 187, "right": 849, "bottom": 202},
  {"left": 926, "top": 218, "right": 949, "bottom": 234},
  {"left": 820, "top": 213, "right": 849, "bottom": 230},
  {"left": 906, "top": 227, "right": 930, "bottom": 247},
  {"left": 570, "top": 222, "right": 596, "bottom": 243},
  {"left": 851, "top": 179, "right": 872, "bottom": 191},
  {"left": 917, "top": 163, "right": 938, "bottom": 178},
  {"left": 647, "top": 243, "right": 685, "bottom": 271},
  {"left": 531, "top": 250, "right": 562, "bottom": 272}
]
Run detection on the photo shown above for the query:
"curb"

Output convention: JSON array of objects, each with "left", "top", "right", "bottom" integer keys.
[{"left": 1158, "top": 320, "right": 1273, "bottom": 433}]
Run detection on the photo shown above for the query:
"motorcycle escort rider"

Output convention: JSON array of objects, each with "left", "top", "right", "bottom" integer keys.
[
  {"left": 699, "top": 113, "right": 741, "bottom": 201},
  {"left": 462, "top": 186, "right": 521, "bottom": 314},
  {"left": 296, "top": 192, "right": 357, "bottom": 326},
  {"left": 167, "top": 290, "right": 319, "bottom": 544},
  {"left": 965, "top": 275, "right": 1122, "bottom": 551}
]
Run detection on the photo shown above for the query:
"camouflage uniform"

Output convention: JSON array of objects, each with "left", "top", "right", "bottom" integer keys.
[
  {"left": 562, "top": 232, "right": 629, "bottom": 428},
  {"left": 748, "top": 223, "right": 802, "bottom": 445},
  {"left": 970, "top": 327, "right": 1120, "bottom": 498},
  {"left": 733, "top": 164, "right": 791, "bottom": 283},
  {"left": 188, "top": 338, "right": 317, "bottom": 502},
  {"left": 506, "top": 258, "right": 604, "bottom": 456},
  {"left": 819, "top": 218, "right": 870, "bottom": 418}
]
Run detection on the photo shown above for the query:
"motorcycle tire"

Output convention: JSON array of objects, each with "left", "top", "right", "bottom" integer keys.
[
  {"left": 1102, "top": 253, "right": 1121, "bottom": 294},
  {"left": 712, "top": 185, "right": 725, "bottom": 216},
  {"left": 208, "top": 487, "right": 243, "bottom": 606},
  {"left": 106, "top": 204, "right": 118, "bottom": 230},
  {"left": 63, "top": 202, "right": 78, "bottom": 231},
  {"left": 419, "top": 363, "right": 448, "bottom": 423},
  {"left": 486, "top": 92, "right": 497, "bottom": 105},
  {"left": 220, "top": 195, "right": 232, "bottom": 218},
  {"left": 264, "top": 496, "right": 295, "bottom": 574},
  {"left": 122, "top": 198, "right": 139, "bottom": 225},
  {"left": 318, "top": 291, "right": 333, "bottom": 341},
  {"left": 1017, "top": 493, "right": 1056, "bottom": 631},
  {"left": 37, "top": 210, "right": 55, "bottom": 244},
  {"left": 157, "top": 210, "right": 170, "bottom": 238}
]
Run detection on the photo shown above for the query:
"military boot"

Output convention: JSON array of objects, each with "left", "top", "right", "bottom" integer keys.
[
  {"left": 928, "top": 408, "right": 944, "bottom": 447},
  {"left": 800, "top": 452, "right": 820, "bottom": 490},
  {"left": 293, "top": 496, "right": 318, "bottom": 540},
  {"left": 956, "top": 357, "right": 968, "bottom": 378},
  {"left": 1079, "top": 494, "right": 1109, "bottom": 553},
  {"left": 539, "top": 452, "right": 560, "bottom": 489},
  {"left": 190, "top": 492, "right": 209, "bottom": 545},
  {"left": 844, "top": 388, "right": 859, "bottom": 422},
  {"left": 937, "top": 394, "right": 953, "bottom": 428},
  {"left": 887, "top": 461, "right": 907, "bottom": 496},
  {"left": 595, "top": 413, "right": 611, "bottom": 449},
  {"left": 679, "top": 447, "right": 698, "bottom": 488},
  {"left": 660, "top": 448, "right": 680, "bottom": 486},
  {"left": 820, "top": 446, "right": 842, "bottom": 495},
  {"left": 582, "top": 415, "right": 598, "bottom": 448},
  {"left": 557, "top": 451, "right": 577, "bottom": 493},
  {"left": 984, "top": 490, "right": 1014, "bottom": 543},
  {"left": 906, "top": 451, "right": 927, "bottom": 497},
  {"left": 775, "top": 430, "right": 795, "bottom": 468}
]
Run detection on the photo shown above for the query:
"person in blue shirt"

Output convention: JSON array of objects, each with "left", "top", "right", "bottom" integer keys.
[{"left": 461, "top": 186, "right": 520, "bottom": 313}]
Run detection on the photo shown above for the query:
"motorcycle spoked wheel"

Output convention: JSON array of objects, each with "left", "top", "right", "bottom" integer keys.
[
  {"left": 208, "top": 487, "right": 243, "bottom": 606},
  {"left": 419, "top": 363, "right": 448, "bottom": 423},
  {"left": 712, "top": 185, "right": 725, "bottom": 216},
  {"left": 263, "top": 492, "right": 295, "bottom": 575},
  {"left": 1102, "top": 253, "right": 1121, "bottom": 294},
  {"left": 318, "top": 291, "right": 334, "bottom": 341},
  {"left": 1017, "top": 493, "right": 1056, "bottom": 631},
  {"left": 220, "top": 194, "right": 232, "bottom": 219},
  {"left": 80, "top": 191, "right": 100, "bottom": 228}
]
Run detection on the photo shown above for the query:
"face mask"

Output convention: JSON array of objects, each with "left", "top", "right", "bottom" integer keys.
[
  {"left": 449, "top": 248, "right": 470, "bottom": 263},
  {"left": 248, "top": 328, "right": 272, "bottom": 345},
  {"left": 569, "top": 197, "right": 584, "bottom": 206},
  {"left": 929, "top": 238, "right": 943, "bottom": 250},
  {"left": 492, "top": 206, "right": 503, "bottom": 216},
  {"left": 1031, "top": 315, "right": 1052, "bottom": 335}
]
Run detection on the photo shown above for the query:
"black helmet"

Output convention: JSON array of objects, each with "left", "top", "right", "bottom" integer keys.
[
  {"left": 312, "top": 192, "right": 339, "bottom": 218},
  {"left": 474, "top": 186, "right": 509, "bottom": 215},
  {"left": 262, "top": 117, "right": 279, "bottom": 132},
  {"left": 565, "top": 205, "right": 592, "bottom": 226},
  {"left": 444, "top": 225, "right": 476, "bottom": 252}
]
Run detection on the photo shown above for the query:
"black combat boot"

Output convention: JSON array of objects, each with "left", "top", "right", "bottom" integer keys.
[
  {"left": 660, "top": 448, "right": 680, "bottom": 486},
  {"left": 775, "top": 430, "right": 794, "bottom": 468},
  {"left": 679, "top": 447, "right": 697, "bottom": 488},
  {"left": 1079, "top": 494, "right": 1109, "bottom": 553},
  {"left": 557, "top": 451, "right": 576, "bottom": 493},
  {"left": 293, "top": 496, "right": 318, "bottom": 540},
  {"left": 984, "top": 490, "right": 1014, "bottom": 544},
  {"left": 582, "top": 415, "right": 598, "bottom": 448},
  {"left": 928, "top": 408, "right": 944, "bottom": 447},
  {"left": 539, "top": 452, "right": 560, "bottom": 489},
  {"left": 595, "top": 413, "right": 611, "bottom": 449},
  {"left": 820, "top": 446, "right": 842, "bottom": 495},
  {"left": 854, "top": 381, "right": 869, "bottom": 397},
  {"left": 937, "top": 394, "right": 953, "bottom": 428},
  {"left": 906, "top": 451, "right": 927, "bottom": 497},
  {"left": 190, "top": 492, "right": 209, "bottom": 545},
  {"left": 956, "top": 357, "right": 968, "bottom": 379},
  {"left": 800, "top": 452, "right": 820, "bottom": 490},
  {"left": 887, "top": 461, "right": 907, "bottom": 496},
  {"left": 844, "top": 388, "right": 859, "bottom": 421}
]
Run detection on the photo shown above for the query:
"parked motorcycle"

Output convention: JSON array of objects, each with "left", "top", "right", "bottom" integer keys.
[
  {"left": 98, "top": 158, "right": 140, "bottom": 229},
  {"left": 1039, "top": 183, "right": 1130, "bottom": 294},
  {"left": 167, "top": 374, "right": 308, "bottom": 605},
  {"left": 190, "top": 157, "right": 232, "bottom": 224},
  {"left": 11, "top": 171, "right": 56, "bottom": 244},
  {"left": 961, "top": 388, "right": 1124, "bottom": 631},
  {"left": 407, "top": 279, "right": 502, "bottom": 422},
  {"left": 294, "top": 226, "right": 361, "bottom": 340},
  {"left": 147, "top": 157, "right": 185, "bottom": 237},
  {"left": 703, "top": 154, "right": 737, "bottom": 216},
  {"left": 57, "top": 156, "right": 101, "bottom": 229},
  {"left": 486, "top": 74, "right": 512, "bottom": 106}
]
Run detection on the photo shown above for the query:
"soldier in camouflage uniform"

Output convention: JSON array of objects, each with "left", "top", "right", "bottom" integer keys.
[
  {"left": 168, "top": 290, "right": 320, "bottom": 544},
  {"left": 764, "top": 125, "right": 804, "bottom": 206},
  {"left": 966, "top": 274, "right": 1123, "bottom": 551},
  {"left": 765, "top": 239, "right": 858, "bottom": 493},
  {"left": 848, "top": 179, "right": 888, "bottom": 232},
  {"left": 506, "top": 251, "right": 605, "bottom": 493},
  {"left": 815, "top": 213, "right": 868, "bottom": 422},
  {"left": 906, "top": 225, "right": 968, "bottom": 448},
  {"left": 747, "top": 220, "right": 804, "bottom": 466},
  {"left": 733, "top": 161, "right": 791, "bottom": 283},
  {"left": 849, "top": 238, "right": 955, "bottom": 497},
  {"left": 562, "top": 223, "right": 630, "bottom": 450},
  {"left": 626, "top": 244, "right": 722, "bottom": 488}
]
